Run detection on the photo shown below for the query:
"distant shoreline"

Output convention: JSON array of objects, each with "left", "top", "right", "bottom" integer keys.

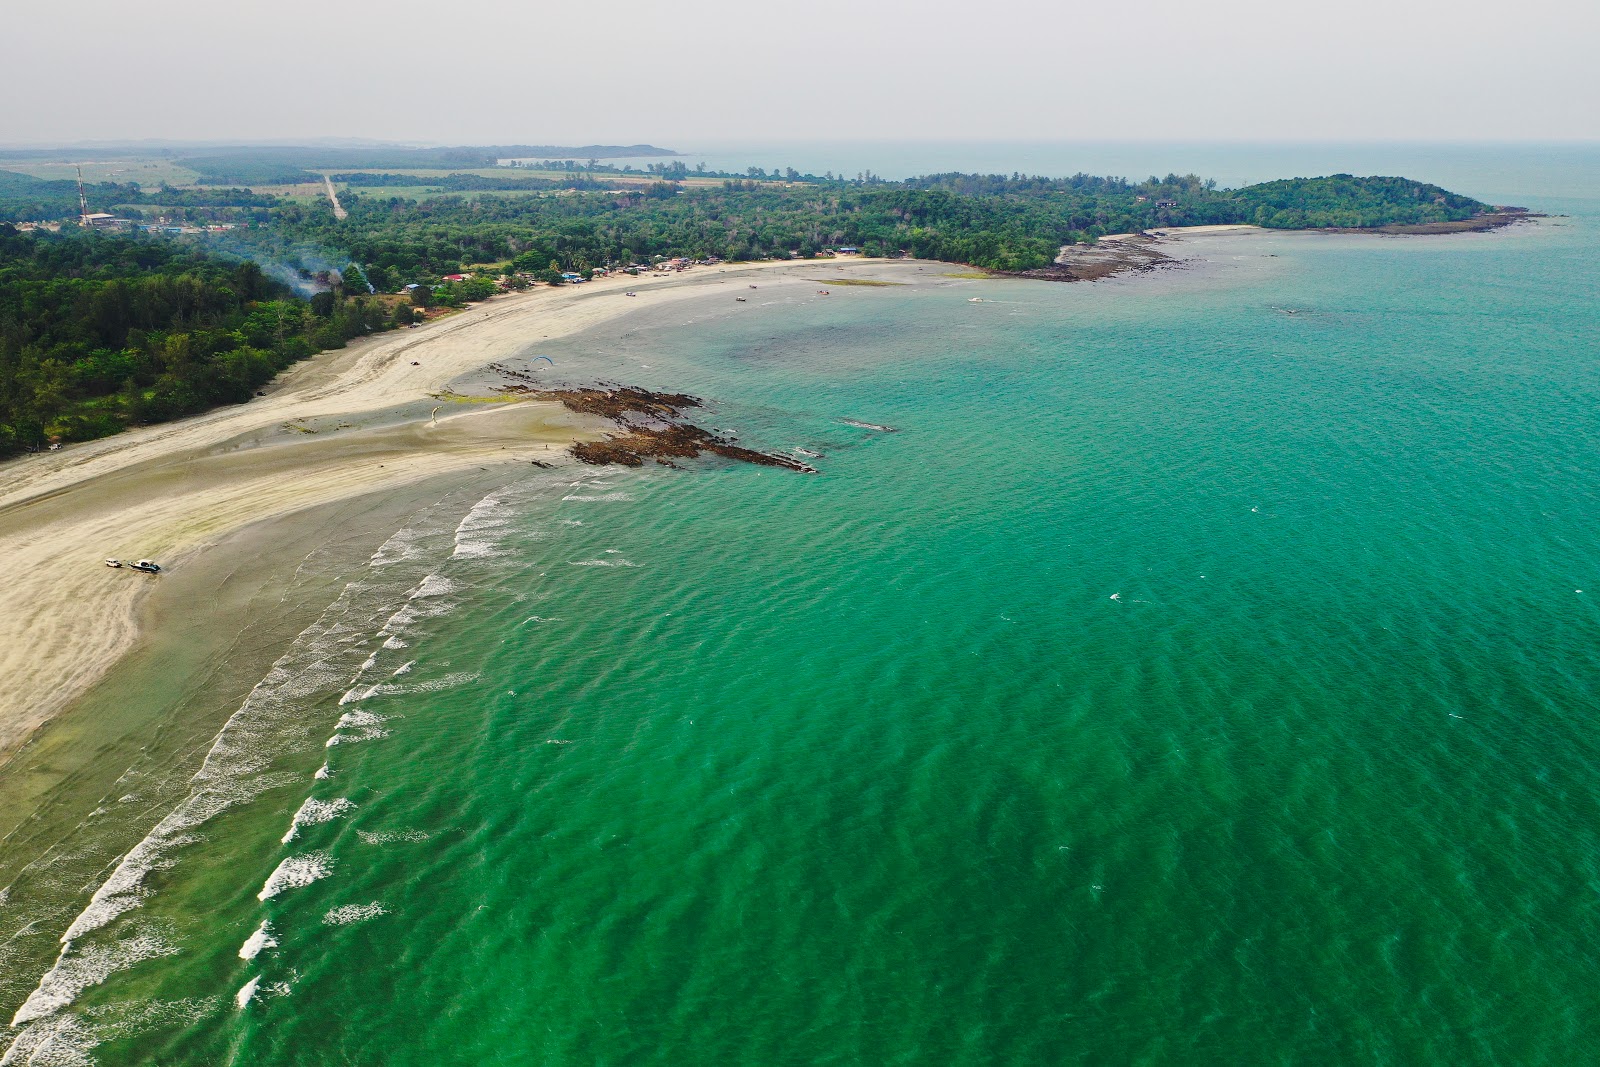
[{"left": 998, "top": 210, "right": 1541, "bottom": 283}]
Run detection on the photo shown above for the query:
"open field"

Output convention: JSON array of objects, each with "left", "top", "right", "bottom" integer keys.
[{"left": 0, "top": 158, "right": 203, "bottom": 188}]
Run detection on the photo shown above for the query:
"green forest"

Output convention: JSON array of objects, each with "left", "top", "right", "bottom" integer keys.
[
  {"left": 0, "top": 227, "right": 401, "bottom": 455},
  {"left": 264, "top": 173, "right": 1495, "bottom": 279},
  {"left": 0, "top": 164, "right": 1499, "bottom": 456}
]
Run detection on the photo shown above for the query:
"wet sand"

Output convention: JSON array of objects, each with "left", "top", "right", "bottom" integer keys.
[{"left": 0, "top": 258, "right": 889, "bottom": 759}]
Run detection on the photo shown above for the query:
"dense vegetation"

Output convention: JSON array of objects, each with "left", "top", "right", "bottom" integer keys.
[
  {"left": 0, "top": 226, "right": 400, "bottom": 455},
  {"left": 260, "top": 173, "right": 1493, "bottom": 282},
  {"left": 0, "top": 161, "right": 1498, "bottom": 456},
  {"left": 1230, "top": 175, "right": 1488, "bottom": 229}
]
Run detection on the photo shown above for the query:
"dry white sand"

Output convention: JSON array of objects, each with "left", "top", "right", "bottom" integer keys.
[
  {"left": 1148, "top": 224, "right": 1268, "bottom": 238},
  {"left": 1101, "top": 225, "right": 1266, "bottom": 242},
  {"left": 0, "top": 259, "right": 871, "bottom": 754}
]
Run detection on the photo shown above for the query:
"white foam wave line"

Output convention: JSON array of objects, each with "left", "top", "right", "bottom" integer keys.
[
  {"left": 0, "top": 1011, "right": 95, "bottom": 1066},
  {"left": 235, "top": 976, "right": 260, "bottom": 1010},
  {"left": 10, "top": 936, "right": 179, "bottom": 1028},
  {"left": 16, "top": 768, "right": 299, "bottom": 1013},
  {"left": 381, "top": 635, "right": 408, "bottom": 650},
  {"left": 314, "top": 763, "right": 332, "bottom": 779},
  {"left": 569, "top": 559, "right": 639, "bottom": 568},
  {"left": 356, "top": 829, "right": 430, "bottom": 844},
  {"left": 325, "top": 727, "right": 388, "bottom": 747},
  {"left": 336, "top": 710, "right": 391, "bottom": 729},
  {"left": 257, "top": 852, "right": 333, "bottom": 901},
  {"left": 452, "top": 490, "right": 514, "bottom": 559},
  {"left": 280, "top": 798, "right": 355, "bottom": 844},
  {"left": 410, "top": 575, "right": 457, "bottom": 599},
  {"left": 238, "top": 922, "right": 276, "bottom": 961},
  {"left": 3, "top": 996, "right": 218, "bottom": 1067},
  {"left": 7, "top": 511, "right": 457, "bottom": 1038},
  {"left": 450, "top": 541, "right": 506, "bottom": 561},
  {"left": 323, "top": 709, "right": 394, "bottom": 747},
  {"left": 393, "top": 660, "right": 415, "bottom": 676},
  {"left": 357, "top": 672, "right": 478, "bottom": 700},
  {"left": 323, "top": 902, "right": 387, "bottom": 926},
  {"left": 562, "top": 493, "right": 632, "bottom": 501}
]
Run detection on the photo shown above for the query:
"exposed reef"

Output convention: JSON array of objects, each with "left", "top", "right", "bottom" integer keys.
[
  {"left": 487, "top": 364, "right": 817, "bottom": 473},
  {"left": 997, "top": 237, "right": 1174, "bottom": 283}
]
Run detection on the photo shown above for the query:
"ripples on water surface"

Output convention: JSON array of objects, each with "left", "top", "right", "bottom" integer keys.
[{"left": 5, "top": 184, "right": 1600, "bottom": 1065}]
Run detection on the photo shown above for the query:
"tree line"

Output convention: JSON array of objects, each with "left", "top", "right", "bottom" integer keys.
[
  {"left": 0, "top": 226, "right": 402, "bottom": 455},
  {"left": 259, "top": 173, "right": 1490, "bottom": 284},
  {"left": 0, "top": 170, "right": 1494, "bottom": 455}
]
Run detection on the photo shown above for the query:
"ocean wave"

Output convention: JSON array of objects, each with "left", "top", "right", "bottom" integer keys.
[
  {"left": 257, "top": 852, "right": 333, "bottom": 901},
  {"left": 54, "top": 771, "right": 299, "bottom": 946},
  {"left": 335, "top": 710, "right": 392, "bottom": 729},
  {"left": 409, "top": 575, "right": 457, "bottom": 599},
  {"left": 3, "top": 486, "right": 495, "bottom": 1051},
  {"left": 3, "top": 997, "right": 216, "bottom": 1067},
  {"left": 238, "top": 921, "right": 277, "bottom": 961},
  {"left": 325, "top": 729, "right": 388, "bottom": 747},
  {"left": 452, "top": 492, "right": 514, "bottom": 559},
  {"left": 323, "top": 902, "right": 387, "bottom": 926},
  {"left": 360, "top": 672, "right": 479, "bottom": 699},
  {"left": 562, "top": 493, "right": 633, "bottom": 502},
  {"left": 11, "top": 936, "right": 178, "bottom": 1028},
  {"left": 450, "top": 541, "right": 506, "bottom": 560},
  {"left": 569, "top": 559, "right": 639, "bottom": 568},
  {"left": 234, "top": 976, "right": 260, "bottom": 1010},
  {"left": 280, "top": 798, "right": 355, "bottom": 844},
  {"left": 356, "top": 829, "right": 430, "bottom": 845},
  {"left": 325, "top": 709, "right": 394, "bottom": 746}
]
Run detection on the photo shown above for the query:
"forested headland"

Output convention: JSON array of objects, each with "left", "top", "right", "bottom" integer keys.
[{"left": 0, "top": 161, "right": 1514, "bottom": 456}]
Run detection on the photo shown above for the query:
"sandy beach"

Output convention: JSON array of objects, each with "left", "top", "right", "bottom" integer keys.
[{"left": 0, "top": 259, "right": 877, "bottom": 759}]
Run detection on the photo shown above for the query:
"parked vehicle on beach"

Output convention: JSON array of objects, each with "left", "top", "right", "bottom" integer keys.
[
  {"left": 129, "top": 559, "right": 161, "bottom": 573},
  {"left": 104, "top": 559, "right": 122, "bottom": 568}
]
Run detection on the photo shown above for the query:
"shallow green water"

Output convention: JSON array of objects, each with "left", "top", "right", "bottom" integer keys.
[{"left": 6, "top": 192, "right": 1600, "bottom": 1065}]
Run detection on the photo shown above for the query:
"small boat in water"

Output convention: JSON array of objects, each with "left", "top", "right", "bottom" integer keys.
[
  {"left": 130, "top": 559, "right": 162, "bottom": 574},
  {"left": 104, "top": 559, "right": 122, "bottom": 568}
]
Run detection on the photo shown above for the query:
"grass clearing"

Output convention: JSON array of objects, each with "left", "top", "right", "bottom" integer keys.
[{"left": 0, "top": 158, "right": 204, "bottom": 189}]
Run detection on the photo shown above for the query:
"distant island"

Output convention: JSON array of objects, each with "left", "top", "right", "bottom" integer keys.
[{"left": 0, "top": 145, "right": 1536, "bottom": 456}]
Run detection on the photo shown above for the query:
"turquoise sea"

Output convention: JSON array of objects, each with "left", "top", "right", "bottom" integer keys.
[{"left": 3, "top": 147, "right": 1600, "bottom": 1064}]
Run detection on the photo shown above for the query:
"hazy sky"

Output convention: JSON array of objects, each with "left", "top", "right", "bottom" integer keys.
[{"left": 4, "top": 0, "right": 1596, "bottom": 147}]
